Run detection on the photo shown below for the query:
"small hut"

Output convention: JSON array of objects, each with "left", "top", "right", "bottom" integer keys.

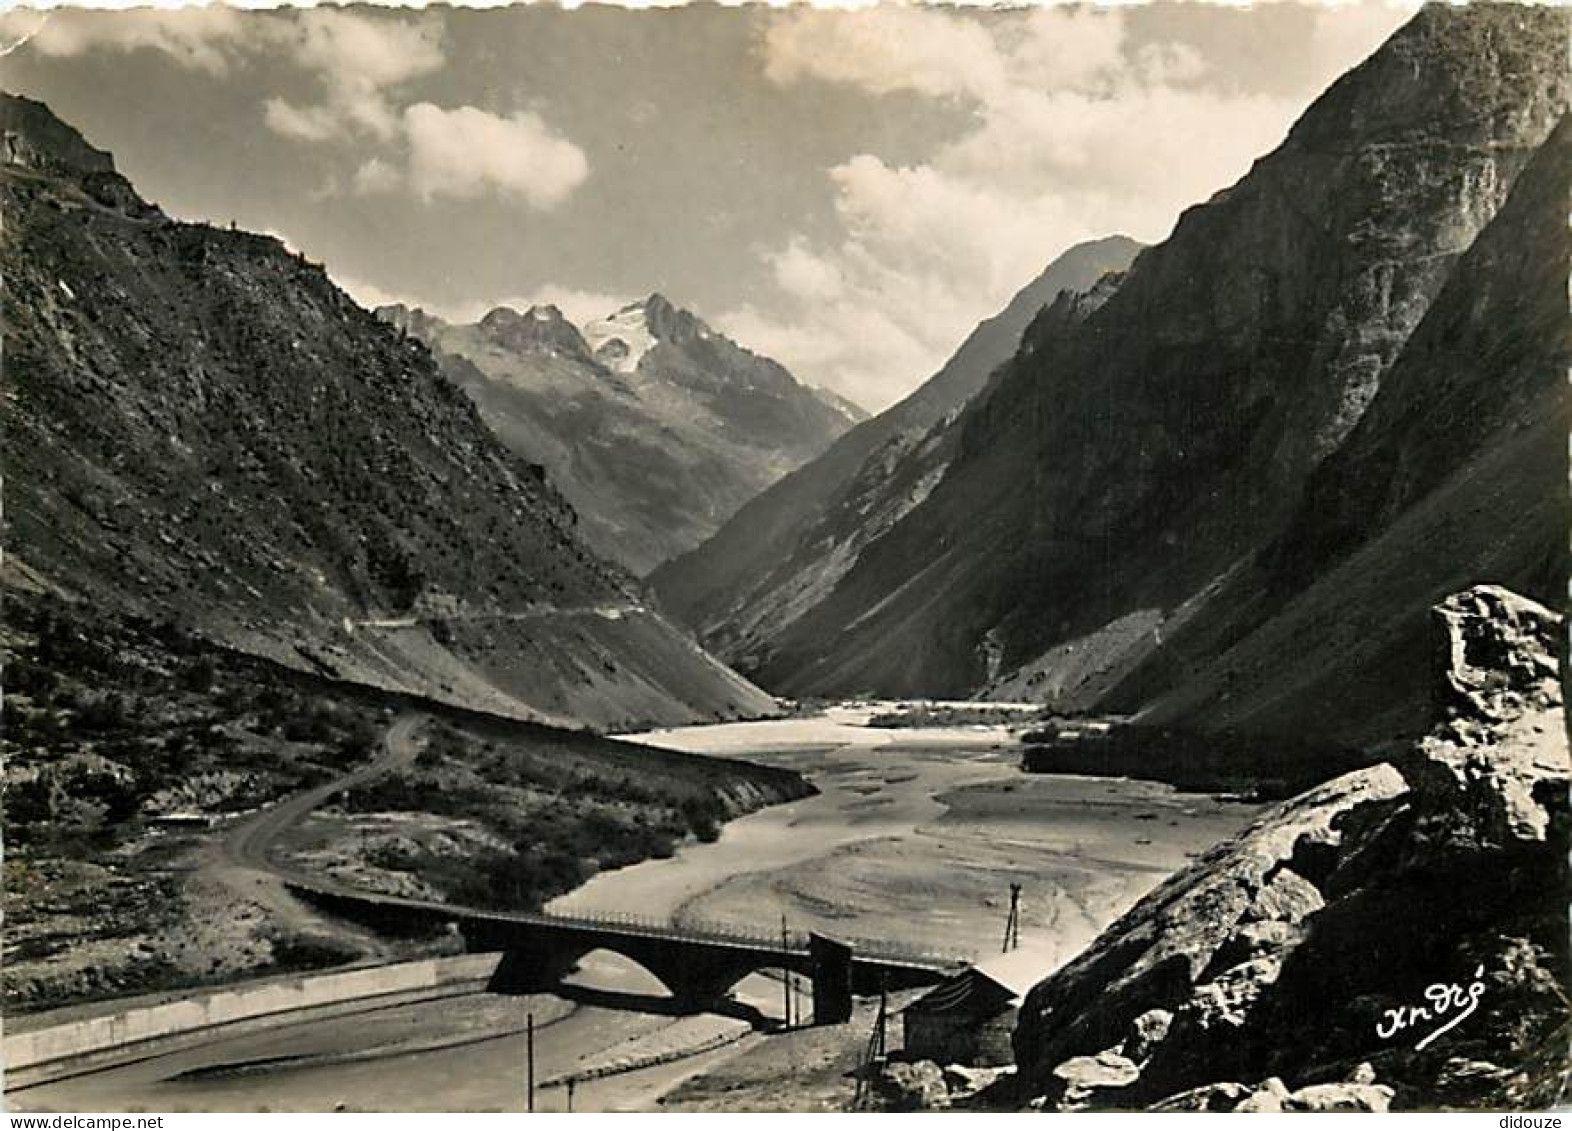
[{"left": 900, "top": 949, "right": 1047, "bottom": 1067}]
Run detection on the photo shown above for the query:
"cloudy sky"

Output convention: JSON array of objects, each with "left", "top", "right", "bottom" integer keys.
[{"left": 1, "top": 2, "right": 1414, "bottom": 411}]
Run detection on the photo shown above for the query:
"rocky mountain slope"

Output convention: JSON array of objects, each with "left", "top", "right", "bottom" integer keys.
[
  {"left": 651, "top": 235, "right": 1142, "bottom": 670},
  {"left": 381, "top": 295, "right": 861, "bottom": 574},
  {"left": 705, "top": 5, "right": 1566, "bottom": 741},
  {"left": 1, "top": 92, "right": 774, "bottom": 730},
  {"left": 1, "top": 584, "right": 808, "bottom": 1012},
  {"left": 1127, "top": 109, "right": 1571, "bottom": 743},
  {"left": 1011, "top": 585, "right": 1569, "bottom": 1112}
]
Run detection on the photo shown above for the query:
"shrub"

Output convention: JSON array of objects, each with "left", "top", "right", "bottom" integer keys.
[
  {"left": 74, "top": 691, "right": 131, "bottom": 733},
  {"left": 282, "top": 710, "right": 334, "bottom": 744},
  {"left": 178, "top": 657, "right": 216, "bottom": 693},
  {"left": 8, "top": 659, "right": 60, "bottom": 701},
  {"left": 5, "top": 776, "right": 59, "bottom": 829}
]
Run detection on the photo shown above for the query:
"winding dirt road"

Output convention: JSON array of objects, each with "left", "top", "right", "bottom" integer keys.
[
  {"left": 192, "top": 713, "right": 428, "bottom": 957},
  {"left": 224, "top": 713, "right": 426, "bottom": 875}
]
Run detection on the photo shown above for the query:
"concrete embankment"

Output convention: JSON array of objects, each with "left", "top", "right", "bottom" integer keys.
[{"left": 5, "top": 952, "right": 504, "bottom": 1089}]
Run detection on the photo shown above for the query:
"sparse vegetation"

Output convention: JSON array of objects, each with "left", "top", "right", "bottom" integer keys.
[
  {"left": 3, "top": 595, "right": 387, "bottom": 855},
  {"left": 327, "top": 721, "right": 743, "bottom": 913},
  {"left": 1019, "top": 720, "right": 1370, "bottom": 800},
  {"left": 865, "top": 703, "right": 1043, "bottom": 729},
  {"left": 2, "top": 591, "right": 394, "bottom": 1011}
]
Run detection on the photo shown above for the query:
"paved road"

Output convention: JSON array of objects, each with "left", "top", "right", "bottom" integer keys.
[{"left": 350, "top": 602, "right": 647, "bottom": 631}]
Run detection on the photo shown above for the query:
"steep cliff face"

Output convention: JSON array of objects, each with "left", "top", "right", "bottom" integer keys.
[
  {"left": 1012, "top": 586, "right": 1569, "bottom": 1112},
  {"left": 733, "top": 5, "right": 1567, "bottom": 720},
  {"left": 1126, "top": 110, "right": 1570, "bottom": 742},
  {"left": 650, "top": 235, "right": 1142, "bottom": 669},
  {"left": 383, "top": 295, "right": 858, "bottom": 575},
  {"left": 2, "top": 92, "right": 774, "bottom": 729}
]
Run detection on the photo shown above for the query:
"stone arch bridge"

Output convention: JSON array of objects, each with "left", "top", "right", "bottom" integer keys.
[{"left": 290, "top": 881, "right": 969, "bottom": 1024}]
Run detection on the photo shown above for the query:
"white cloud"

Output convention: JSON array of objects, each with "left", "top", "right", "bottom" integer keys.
[
  {"left": 719, "top": 299, "right": 934, "bottom": 416},
  {"left": 770, "top": 240, "right": 846, "bottom": 303},
  {"left": 262, "top": 98, "right": 341, "bottom": 144},
  {"left": 263, "top": 10, "right": 445, "bottom": 143},
  {"left": 402, "top": 103, "right": 588, "bottom": 208},
  {"left": 1006, "top": 6, "right": 1130, "bottom": 93},
  {"left": 763, "top": 6, "right": 1009, "bottom": 104},
  {"left": 35, "top": 7, "right": 593, "bottom": 210},
  {"left": 351, "top": 156, "right": 402, "bottom": 195},
  {"left": 741, "top": 4, "right": 1410, "bottom": 411},
  {"left": 2, "top": 8, "right": 447, "bottom": 147},
  {"left": 6, "top": 8, "right": 442, "bottom": 137},
  {"left": 7, "top": 8, "right": 247, "bottom": 75}
]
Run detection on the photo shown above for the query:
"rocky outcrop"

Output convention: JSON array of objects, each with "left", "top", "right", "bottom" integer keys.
[
  {"left": 1162, "top": 1072, "right": 1397, "bottom": 1113},
  {"left": 695, "top": 5, "right": 1566, "bottom": 721},
  {"left": 1013, "top": 585, "right": 1569, "bottom": 1111},
  {"left": 2, "top": 93, "right": 775, "bottom": 729},
  {"left": 1, "top": 92, "right": 115, "bottom": 177},
  {"left": 382, "top": 295, "right": 857, "bottom": 574}
]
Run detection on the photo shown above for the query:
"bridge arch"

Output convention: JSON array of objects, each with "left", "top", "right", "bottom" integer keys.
[
  {"left": 561, "top": 946, "right": 681, "bottom": 998},
  {"left": 480, "top": 927, "right": 814, "bottom": 1006}
]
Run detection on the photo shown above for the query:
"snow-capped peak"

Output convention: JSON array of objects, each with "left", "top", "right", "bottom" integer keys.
[{"left": 583, "top": 300, "right": 658, "bottom": 374}]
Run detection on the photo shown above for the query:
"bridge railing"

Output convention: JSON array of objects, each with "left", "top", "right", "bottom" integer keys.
[
  {"left": 835, "top": 934, "right": 976, "bottom": 966},
  {"left": 295, "top": 884, "right": 975, "bottom": 969},
  {"left": 532, "top": 908, "right": 796, "bottom": 950},
  {"left": 524, "top": 908, "right": 973, "bottom": 967}
]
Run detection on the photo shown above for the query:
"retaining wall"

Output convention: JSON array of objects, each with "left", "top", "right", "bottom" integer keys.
[{"left": 5, "top": 952, "right": 503, "bottom": 1080}]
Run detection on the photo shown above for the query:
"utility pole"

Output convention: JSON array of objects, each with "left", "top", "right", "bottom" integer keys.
[
  {"left": 1002, "top": 882, "right": 1022, "bottom": 953},
  {"left": 852, "top": 982, "right": 890, "bottom": 1110},
  {"left": 526, "top": 1012, "right": 535, "bottom": 1113},
  {"left": 781, "top": 913, "right": 793, "bottom": 1028}
]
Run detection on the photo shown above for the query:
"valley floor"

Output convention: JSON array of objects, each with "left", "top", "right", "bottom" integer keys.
[{"left": 11, "top": 707, "right": 1262, "bottom": 1112}]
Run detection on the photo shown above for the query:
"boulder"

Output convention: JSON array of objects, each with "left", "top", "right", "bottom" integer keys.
[
  {"left": 1148, "top": 1081, "right": 1252, "bottom": 1112},
  {"left": 1431, "top": 586, "right": 1561, "bottom": 728},
  {"left": 1284, "top": 1081, "right": 1395, "bottom": 1112},
  {"left": 877, "top": 1060, "right": 950, "bottom": 1110},
  {"left": 1044, "top": 1051, "right": 1140, "bottom": 1111},
  {"left": 1232, "top": 1076, "right": 1290, "bottom": 1112},
  {"left": 941, "top": 1064, "right": 1011, "bottom": 1099},
  {"left": 1121, "top": 1008, "right": 1173, "bottom": 1064},
  {"left": 1013, "top": 761, "right": 1408, "bottom": 1088}
]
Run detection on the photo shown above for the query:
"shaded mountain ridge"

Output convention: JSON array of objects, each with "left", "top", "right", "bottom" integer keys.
[
  {"left": 691, "top": 4, "right": 1566, "bottom": 748},
  {"left": 650, "top": 234, "right": 1144, "bottom": 670}
]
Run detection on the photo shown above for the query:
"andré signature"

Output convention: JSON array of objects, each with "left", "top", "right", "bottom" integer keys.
[{"left": 1376, "top": 965, "right": 1486, "bottom": 1051}]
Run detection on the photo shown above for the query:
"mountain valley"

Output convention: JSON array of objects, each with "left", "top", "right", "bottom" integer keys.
[{"left": 380, "top": 295, "right": 860, "bottom": 574}]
